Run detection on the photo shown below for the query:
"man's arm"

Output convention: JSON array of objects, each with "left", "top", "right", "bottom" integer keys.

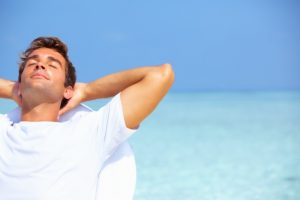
[
  {"left": 59, "top": 64, "right": 175, "bottom": 128},
  {"left": 0, "top": 79, "right": 21, "bottom": 105},
  {"left": 85, "top": 63, "right": 175, "bottom": 128},
  {"left": 82, "top": 66, "right": 158, "bottom": 101},
  {"left": 120, "top": 64, "right": 174, "bottom": 128},
  {"left": 0, "top": 79, "right": 14, "bottom": 99}
]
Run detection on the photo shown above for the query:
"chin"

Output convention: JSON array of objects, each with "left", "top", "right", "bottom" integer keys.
[
  {"left": 22, "top": 81, "right": 49, "bottom": 95},
  {"left": 25, "top": 78, "right": 49, "bottom": 87}
]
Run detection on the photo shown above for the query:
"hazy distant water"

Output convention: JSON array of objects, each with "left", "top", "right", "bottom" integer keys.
[
  {"left": 1, "top": 91, "right": 300, "bottom": 200},
  {"left": 130, "top": 91, "right": 300, "bottom": 200}
]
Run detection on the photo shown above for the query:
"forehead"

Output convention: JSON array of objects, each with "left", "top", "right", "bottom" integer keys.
[{"left": 28, "top": 48, "right": 66, "bottom": 66}]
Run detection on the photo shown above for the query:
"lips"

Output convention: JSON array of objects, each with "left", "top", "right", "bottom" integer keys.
[{"left": 31, "top": 72, "right": 49, "bottom": 80}]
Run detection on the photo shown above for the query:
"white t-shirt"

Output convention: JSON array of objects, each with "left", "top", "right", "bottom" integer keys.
[{"left": 0, "top": 93, "right": 137, "bottom": 200}]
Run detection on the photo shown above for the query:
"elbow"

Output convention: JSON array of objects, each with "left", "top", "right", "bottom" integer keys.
[
  {"left": 159, "top": 63, "right": 175, "bottom": 86},
  {"left": 146, "top": 63, "right": 175, "bottom": 90}
]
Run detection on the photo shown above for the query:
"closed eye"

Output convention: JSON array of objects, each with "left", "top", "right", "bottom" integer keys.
[
  {"left": 27, "top": 63, "right": 36, "bottom": 67},
  {"left": 49, "top": 64, "right": 57, "bottom": 69}
]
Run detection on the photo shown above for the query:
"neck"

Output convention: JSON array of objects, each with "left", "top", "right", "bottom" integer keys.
[{"left": 21, "top": 102, "right": 60, "bottom": 122}]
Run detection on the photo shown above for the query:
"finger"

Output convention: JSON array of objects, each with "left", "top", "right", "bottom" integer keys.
[
  {"left": 13, "top": 94, "right": 22, "bottom": 107},
  {"left": 58, "top": 104, "right": 74, "bottom": 116},
  {"left": 16, "top": 97, "right": 22, "bottom": 107}
]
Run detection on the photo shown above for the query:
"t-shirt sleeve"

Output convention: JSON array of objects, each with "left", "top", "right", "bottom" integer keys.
[{"left": 95, "top": 93, "right": 138, "bottom": 160}]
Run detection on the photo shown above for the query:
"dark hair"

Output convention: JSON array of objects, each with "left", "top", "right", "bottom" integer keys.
[{"left": 18, "top": 36, "right": 76, "bottom": 108}]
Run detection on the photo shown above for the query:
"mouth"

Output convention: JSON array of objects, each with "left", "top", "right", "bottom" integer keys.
[{"left": 31, "top": 72, "right": 49, "bottom": 80}]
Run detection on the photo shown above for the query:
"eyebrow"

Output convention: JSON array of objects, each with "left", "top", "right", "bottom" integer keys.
[{"left": 27, "top": 55, "right": 63, "bottom": 67}]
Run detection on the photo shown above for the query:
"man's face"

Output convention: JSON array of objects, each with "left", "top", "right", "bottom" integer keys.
[{"left": 20, "top": 48, "right": 72, "bottom": 105}]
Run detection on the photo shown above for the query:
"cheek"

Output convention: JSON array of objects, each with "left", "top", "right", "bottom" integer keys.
[
  {"left": 20, "top": 68, "right": 30, "bottom": 82},
  {"left": 52, "top": 71, "right": 66, "bottom": 86}
]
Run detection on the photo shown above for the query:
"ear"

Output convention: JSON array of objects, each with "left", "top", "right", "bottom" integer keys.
[
  {"left": 63, "top": 86, "right": 73, "bottom": 100},
  {"left": 16, "top": 82, "right": 23, "bottom": 106}
]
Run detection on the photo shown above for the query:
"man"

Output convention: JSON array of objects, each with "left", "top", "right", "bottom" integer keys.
[{"left": 0, "top": 37, "right": 174, "bottom": 199}]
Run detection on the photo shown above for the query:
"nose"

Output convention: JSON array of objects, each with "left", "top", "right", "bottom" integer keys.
[{"left": 35, "top": 63, "right": 46, "bottom": 70}]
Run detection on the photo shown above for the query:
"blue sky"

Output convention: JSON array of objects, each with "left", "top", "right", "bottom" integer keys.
[{"left": 0, "top": 0, "right": 299, "bottom": 91}]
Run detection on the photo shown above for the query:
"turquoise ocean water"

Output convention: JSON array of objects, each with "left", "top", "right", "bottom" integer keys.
[{"left": 1, "top": 91, "right": 299, "bottom": 200}]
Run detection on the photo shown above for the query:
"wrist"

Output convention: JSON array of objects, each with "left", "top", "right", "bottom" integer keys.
[{"left": 78, "top": 83, "right": 89, "bottom": 102}]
